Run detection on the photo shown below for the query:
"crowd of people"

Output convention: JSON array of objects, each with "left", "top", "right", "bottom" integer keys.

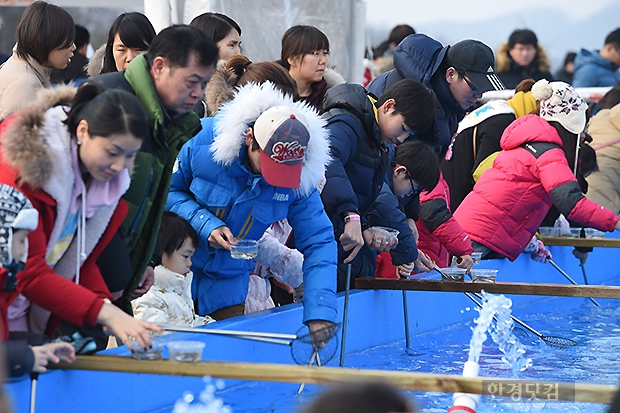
[{"left": 0, "top": 5, "right": 618, "bottom": 407}]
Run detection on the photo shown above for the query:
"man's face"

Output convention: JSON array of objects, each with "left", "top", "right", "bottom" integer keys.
[
  {"left": 446, "top": 67, "right": 484, "bottom": 110},
  {"left": 151, "top": 54, "right": 214, "bottom": 114},
  {"left": 509, "top": 43, "right": 537, "bottom": 67}
]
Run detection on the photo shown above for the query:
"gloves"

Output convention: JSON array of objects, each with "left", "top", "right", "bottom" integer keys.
[{"left": 530, "top": 239, "right": 552, "bottom": 263}]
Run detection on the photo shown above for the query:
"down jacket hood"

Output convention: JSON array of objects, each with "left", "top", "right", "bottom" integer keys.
[
  {"left": 86, "top": 44, "right": 106, "bottom": 78},
  {"left": 210, "top": 81, "right": 331, "bottom": 197},
  {"left": 500, "top": 114, "right": 563, "bottom": 151},
  {"left": 393, "top": 34, "right": 447, "bottom": 86},
  {"left": 496, "top": 42, "right": 551, "bottom": 73},
  {"left": 1, "top": 85, "right": 76, "bottom": 189}
]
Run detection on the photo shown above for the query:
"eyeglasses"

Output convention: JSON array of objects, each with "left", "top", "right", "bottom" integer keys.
[
  {"left": 463, "top": 77, "right": 483, "bottom": 95},
  {"left": 405, "top": 175, "right": 421, "bottom": 197},
  {"left": 308, "top": 50, "right": 331, "bottom": 59}
]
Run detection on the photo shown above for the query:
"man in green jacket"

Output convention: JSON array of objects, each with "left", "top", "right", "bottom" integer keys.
[{"left": 95, "top": 25, "right": 218, "bottom": 312}]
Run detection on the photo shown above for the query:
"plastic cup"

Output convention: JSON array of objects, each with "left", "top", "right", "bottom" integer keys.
[
  {"left": 585, "top": 228, "right": 605, "bottom": 239},
  {"left": 538, "top": 227, "right": 560, "bottom": 237},
  {"left": 131, "top": 342, "right": 164, "bottom": 360},
  {"left": 440, "top": 266, "right": 466, "bottom": 282},
  {"left": 231, "top": 239, "right": 258, "bottom": 260},
  {"left": 471, "top": 269, "right": 498, "bottom": 283},
  {"left": 166, "top": 341, "right": 205, "bottom": 363},
  {"left": 561, "top": 228, "right": 582, "bottom": 238},
  {"left": 372, "top": 226, "right": 400, "bottom": 241},
  {"left": 471, "top": 252, "right": 482, "bottom": 264}
]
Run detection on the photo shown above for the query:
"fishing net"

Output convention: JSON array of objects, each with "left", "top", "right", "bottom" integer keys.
[
  {"left": 541, "top": 335, "right": 578, "bottom": 349},
  {"left": 291, "top": 323, "right": 340, "bottom": 365}
]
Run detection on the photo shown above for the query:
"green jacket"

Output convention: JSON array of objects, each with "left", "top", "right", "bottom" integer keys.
[{"left": 98, "top": 55, "right": 202, "bottom": 311}]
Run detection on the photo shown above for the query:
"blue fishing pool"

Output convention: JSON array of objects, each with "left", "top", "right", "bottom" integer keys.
[{"left": 5, "top": 245, "right": 620, "bottom": 412}]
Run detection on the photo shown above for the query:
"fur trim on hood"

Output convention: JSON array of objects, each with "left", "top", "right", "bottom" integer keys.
[
  {"left": 210, "top": 82, "right": 331, "bottom": 197},
  {"left": 205, "top": 65, "right": 346, "bottom": 117},
  {"left": 496, "top": 42, "right": 551, "bottom": 73},
  {"left": 2, "top": 85, "right": 76, "bottom": 189},
  {"left": 204, "top": 61, "right": 236, "bottom": 116},
  {"left": 86, "top": 44, "right": 106, "bottom": 78}
]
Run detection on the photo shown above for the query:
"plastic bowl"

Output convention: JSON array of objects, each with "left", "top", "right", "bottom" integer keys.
[
  {"left": 585, "top": 228, "right": 605, "bottom": 239},
  {"left": 231, "top": 239, "right": 258, "bottom": 260},
  {"left": 560, "top": 228, "right": 582, "bottom": 238},
  {"left": 131, "top": 342, "right": 164, "bottom": 360},
  {"left": 471, "top": 252, "right": 482, "bottom": 264},
  {"left": 166, "top": 341, "right": 205, "bottom": 363},
  {"left": 440, "top": 266, "right": 466, "bottom": 281},
  {"left": 538, "top": 227, "right": 561, "bottom": 237},
  {"left": 471, "top": 269, "right": 498, "bottom": 283}
]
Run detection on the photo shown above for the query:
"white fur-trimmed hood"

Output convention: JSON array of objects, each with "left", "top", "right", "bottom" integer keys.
[{"left": 210, "top": 82, "right": 331, "bottom": 197}]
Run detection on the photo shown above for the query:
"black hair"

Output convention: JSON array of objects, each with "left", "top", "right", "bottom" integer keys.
[
  {"left": 604, "top": 28, "right": 620, "bottom": 49},
  {"left": 301, "top": 381, "right": 417, "bottom": 413},
  {"left": 563, "top": 51, "right": 577, "bottom": 67},
  {"left": 64, "top": 80, "right": 149, "bottom": 143},
  {"left": 160, "top": 211, "right": 199, "bottom": 255},
  {"left": 146, "top": 25, "right": 219, "bottom": 70},
  {"left": 189, "top": 12, "right": 241, "bottom": 43},
  {"left": 102, "top": 12, "right": 156, "bottom": 74},
  {"left": 548, "top": 121, "right": 578, "bottom": 172},
  {"left": 15, "top": 1, "right": 75, "bottom": 65},
  {"left": 394, "top": 141, "right": 440, "bottom": 193},
  {"left": 598, "top": 88, "right": 620, "bottom": 110},
  {"left": 508, "top": 29, "right": 538, "bottom": 49},
  {"left": 579, "top": 139, "right": 598, "bottom": 177},
  {"left": 278, "top": 25, "right": 329, "bottom": 70},
  {"left": 74, "top": 25, "right": 90, "bottom": 51},
  {"left": 372, "top": 39, "right": 391, "bottom": 59},
  {"left": 376, "top": 78, "right": 436, "bottom": 134},
  {"left": 388, "top": 24, "right": 415, "bottom": 46}
]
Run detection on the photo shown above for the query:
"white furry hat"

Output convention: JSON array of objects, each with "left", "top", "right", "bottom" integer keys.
[{"left": 531, "top": 79, "right": 587, "bottom": 135}]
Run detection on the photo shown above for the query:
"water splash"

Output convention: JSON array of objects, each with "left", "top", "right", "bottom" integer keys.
[
  {"left": 468, "top": 292, "right": 532, "bottom": 376},
  {"left": 172, "top": 376, "right": 232, "bottom": 413}
]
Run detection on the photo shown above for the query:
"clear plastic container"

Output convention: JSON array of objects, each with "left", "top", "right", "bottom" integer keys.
[
  {"left": 131, "top": 342, "right": 164, "bottom": 360},
  {"left": 371, "top": 226, "right": 400, "bottom": 241},
  {"left": 166, "top": 341, "right": 205, "bottom": 363},
  {"left": 471, "top": 252, "right": 482, "bottom": 264},
  {"left": 471, "top": 269, "right": 498, "bottom": 283},
  {"left": 538, "top": 227, "right": 561, "bottom": 237},
  {"left": 440, "top": 266, "right": 466, "bottom": 281},
  {"left": 585, "top": 228, "right": 605, "bottom": 239},
  {"left": 231, "top": 239, "right": 258, "bottom": 260}
]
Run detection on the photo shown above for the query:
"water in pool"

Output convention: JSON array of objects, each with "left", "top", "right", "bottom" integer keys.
[{"left": 173, "top": 299, "right": 620, "bottom": 413}]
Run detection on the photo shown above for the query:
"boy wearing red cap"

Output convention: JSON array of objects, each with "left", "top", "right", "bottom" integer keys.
[{"left": 166, "top": 82, "right": 336, "bottom": 335}]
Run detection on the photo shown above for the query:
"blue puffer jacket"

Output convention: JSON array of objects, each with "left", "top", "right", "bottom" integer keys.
[
  {"left": 367, "top": 34, "right": 466, "bottom": 156},
  {"left": 321, "top": 83, "right": 388, "bottom": 224},
  {"left": 166, "top": 83, "right": 337, "bottom": 323},
  {"left": 573, "top": 49, "right": 620, "bottom": 88}
]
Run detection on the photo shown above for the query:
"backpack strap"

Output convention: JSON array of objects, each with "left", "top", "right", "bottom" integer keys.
[{"left": 521, "top": 142, "right": 562, "bottom": 159}]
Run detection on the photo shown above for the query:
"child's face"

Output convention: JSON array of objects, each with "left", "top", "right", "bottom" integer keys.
[
  {"left": 162, "top": 237, "right": 195, "bottom": 276},
  {"left": 11, "top": 229, "right": 29, "bottom": 262},
  {"left": 392, "top": 166, "right": 420, "bottom": 198},
  {"left": 378, "top": 99, "right": 412, "bottom": 145}
]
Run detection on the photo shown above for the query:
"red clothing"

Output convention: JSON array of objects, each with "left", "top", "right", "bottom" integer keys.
[
  {"left": 0, "top": 268, "right": 8, "bottom": 340},
  {"left": 455, "top": 115, "right": 619, "bottom": 261},
  {"left": 416, "top": 174, "right": 474, "bottom": 267},
  {"left": 0, "top": 99, "right": 128, "bottom": 336}
]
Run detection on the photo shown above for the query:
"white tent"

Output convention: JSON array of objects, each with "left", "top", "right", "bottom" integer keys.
[{"left": 143, "top": 0, "right": 367, "bottom": 83}]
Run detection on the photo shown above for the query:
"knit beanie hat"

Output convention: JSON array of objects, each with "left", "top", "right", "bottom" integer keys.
[
  {"left": 0, "top": 184, "right": 38, "bottom": 266},
  {"left": 531, "top": 79, "right": 587, "bottom": 134},
  {"left": 506, "top": 91, "right": 537, "bottom": 118}
]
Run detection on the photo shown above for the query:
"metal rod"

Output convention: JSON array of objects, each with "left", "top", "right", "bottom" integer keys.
[
  {"left": 402, "top": 290, "right": 411, "bottom": 350},
  {"left": 29, "top": 373, "right": 38, "bottom": 413},
  {"left": 580, "top": 264, "right": 590, "bottom": 285},
  {"left": 297, "top": 349, "right": 318, "bottom": 394},
  {"left": 339, "top": 263, "right": 352, "bottom": 367},
  {"left": 159, "top": 324, "right": 297, "bottom": 341},
  {"left": 548, "top": 260, "right": 600, "bottom": 306}
]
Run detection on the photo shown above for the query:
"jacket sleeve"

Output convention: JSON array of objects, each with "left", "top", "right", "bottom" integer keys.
[
  {"left": 571, "top": 64, "right": 595, "bottom": 88},
  {"left": 16, "top": 199, "right": 126, "bottom": 330},
  {"left": 321, "top": 117, "right": 361, "bottom": 218},
  {"left": 366, "top": 184, "right": 418, "bottom": 265},
  {"left": 1, "top": 77, "right": 41, "bottom": 118},
  {"left": 166, "top": 140, "right": 226, "bottom": 244},
  {"left": 419, "top": 177, "right": 474, "bottom": 256},
  {"left": 132, "top": 292, "right": 170, "bottom": 325},
  {"left": 5, "top": 340, "right": 34, "bottom": 378},
  {"left": 287, "top": 189, "right": 337, "bottom": 324},
  {"left": 536, "top": 149, "right": 619, "bottom": 231}
]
